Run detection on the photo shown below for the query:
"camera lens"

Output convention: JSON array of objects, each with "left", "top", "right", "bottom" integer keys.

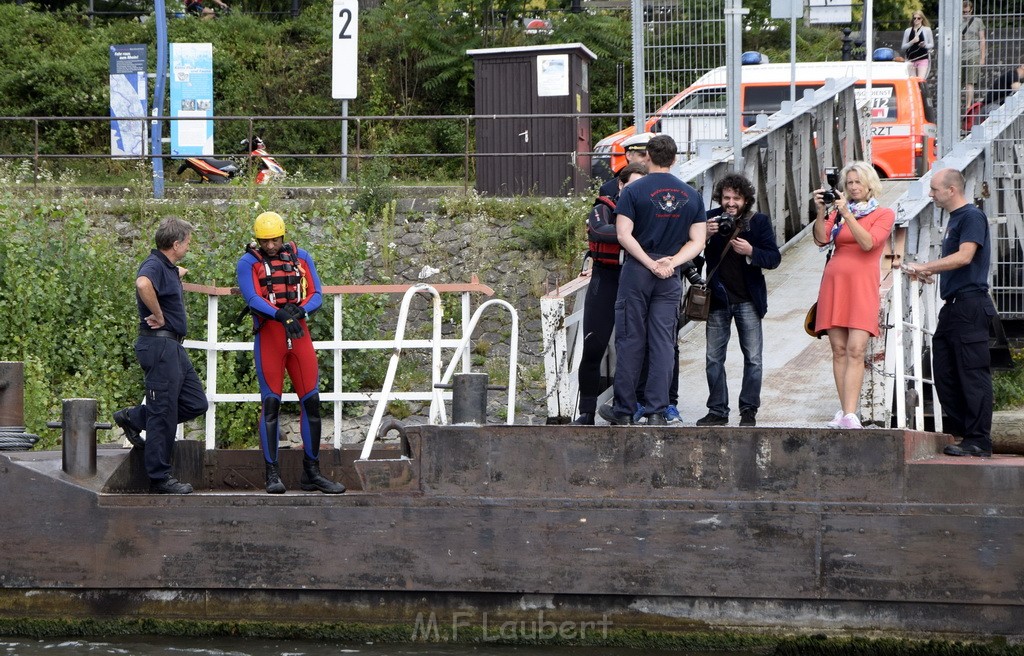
[
  {"left": 822, "top": 190, "right": 837, "bottom": 204},
  {"left": 717, "top": 215, "right": 735, "bottom": 234},
  {"left": 681, "top": 262, "right": 704, "bottom": 286}
]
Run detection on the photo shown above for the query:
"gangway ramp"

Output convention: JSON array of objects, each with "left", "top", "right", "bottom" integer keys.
[{"left": 674, "top": 181, "right": 909, "bottom": 427}]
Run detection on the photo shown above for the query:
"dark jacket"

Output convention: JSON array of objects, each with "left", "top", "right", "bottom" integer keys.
[{"left": 703, "top": 208, "right": 782, "bottom": 318}]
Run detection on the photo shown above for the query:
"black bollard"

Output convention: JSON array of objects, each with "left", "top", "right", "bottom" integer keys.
[
  {"left": 0, "top": 362, "right": 24, "bottom": 428},
  {"left": 452, "top": 373, "right": 488, "bottom": 425},
  {"left": 48, "top": 398, "right": 111, "bottom": 478}
]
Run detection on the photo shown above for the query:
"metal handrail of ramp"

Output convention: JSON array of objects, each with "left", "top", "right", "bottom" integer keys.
[
  {"left": 179, "top": 277, "right": 502, "bottom": 449},
  {"left": 359, "top": 286, "right": 520, "bottom": 461},
  {"left": 541, "top": 79, "right": 866, "bottom": 422}
]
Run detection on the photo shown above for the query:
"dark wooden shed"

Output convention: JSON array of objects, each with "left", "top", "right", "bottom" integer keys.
[{"left": 468, "top": 43, "right": 597, "bottom": 197}]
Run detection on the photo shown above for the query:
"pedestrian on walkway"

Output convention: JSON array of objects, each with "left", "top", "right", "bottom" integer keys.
[
  {"left": 113, "top": 217, "right": 209, "bottom": 495},
  {"left": 901, "top": 10, "right": 934, "bottom": 79},
  {"left": 811, "top": 162, "right": 895, "bottom": 429},
  {"left": 598, "top": 134, "right": 706, "bottom": 426},
  {"left": 961, "top": 0, "right": 987, "bottom": 116},
  {"left": 695, "top": 173, "right": 781, "bottom": 428},
  {"left": 905, "top": 168, "right": 996, "bottom": 457}
]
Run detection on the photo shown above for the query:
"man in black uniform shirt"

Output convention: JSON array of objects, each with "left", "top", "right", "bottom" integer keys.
[{"left": 113, "top": 218, "right": 209, "bottom": 493}]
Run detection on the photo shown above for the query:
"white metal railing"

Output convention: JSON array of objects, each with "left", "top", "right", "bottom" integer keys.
[
  {"left": 179, "top": 277, "right": 518, "bottom": 449},
  {"left": 360, "top": 291, "right": 519, "bottom": 460},
  {"left": 885, "top": 268, "right": 943, "bottom": 432}
]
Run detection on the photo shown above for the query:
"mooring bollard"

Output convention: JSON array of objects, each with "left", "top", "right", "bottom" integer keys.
[
  {"left": 47, "top": 398, "right": 112, "bottom": 478},
  {"left": 0, "top": 361, "right": 24, "bottom": 428},
  {"left": 452, "top": 372, "right": 489, "bottom": 425},
  {"left": 434, "top": 373, "right": 509, "bottom": 426}
]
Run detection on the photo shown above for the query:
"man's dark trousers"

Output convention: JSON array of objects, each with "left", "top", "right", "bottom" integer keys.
[
  {"left": 932, "top": 294, "right": 995, "bottom": 451},
  {"left": 612, "top": 256, "right": 681, "bottom": 417},
  {"left": 125, "top": 336, "right": 209, "bottom": 480}
]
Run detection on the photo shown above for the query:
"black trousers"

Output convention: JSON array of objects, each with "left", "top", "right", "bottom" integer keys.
[
  {"left": 126, "top": 337, "right": 209, "bottom": 481},
  {"left": 932, "top": 294, "right": 995, "bottom": 450},
  {"left": 578, "top": 265, "right": 619, "bottom": 414}
]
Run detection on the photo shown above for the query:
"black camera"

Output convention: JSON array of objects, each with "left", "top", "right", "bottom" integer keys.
[
  {"left": 680, "top": 261, "right": 704, "bottom": 286},
  {"left": 821, "top": 167, "right": 841, "bottom": 204},
  {"left": 716, "top": 213, "right": 736, "bottom": 235}
]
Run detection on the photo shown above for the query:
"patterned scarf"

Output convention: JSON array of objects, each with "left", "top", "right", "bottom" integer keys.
[{"left": 827, "top": 197, "right": 879, "bottom": 245}]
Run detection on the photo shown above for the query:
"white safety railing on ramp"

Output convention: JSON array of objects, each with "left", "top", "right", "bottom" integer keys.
[
  {"left": 179, "top": 277, "right": 519, "bottom": 450},
  {"left": 360, "top": 293, "right": 519, "bottom": 460}
]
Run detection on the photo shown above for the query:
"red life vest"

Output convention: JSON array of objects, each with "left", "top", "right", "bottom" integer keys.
[
  {"left": 587, "top": 196, "right": 622, "bottom": 267},
  {"left": 247, "top": 241, "right": 307, "bottom": 308}
]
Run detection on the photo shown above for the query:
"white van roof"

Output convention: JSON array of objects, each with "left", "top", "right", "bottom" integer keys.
[{"left": 690, "top": 60, "right": 916, "bottom": 87}]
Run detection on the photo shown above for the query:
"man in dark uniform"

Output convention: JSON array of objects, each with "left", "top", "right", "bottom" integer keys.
[
  {"left": 599, "top": 134, "right": 707, "bottom": 425},
  {"left": 573, "top": 162, "right": 647, "bottom": 425},
  {"left": 113, "top": 217, "right": 209, "bottom": 494},
  {"left": 598, "top": 132, "right": 653, "bottom": 199},
  {"left": 905, "top": 168, "right": 996, "bottom": 457}
]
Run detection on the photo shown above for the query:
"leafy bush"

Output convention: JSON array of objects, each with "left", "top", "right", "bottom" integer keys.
[
  {"left": 0, "top": 165, "right": 385, "bottom": 449},
  {"left": 994, "top": 348, "right": 1024, "bottom": 410}
]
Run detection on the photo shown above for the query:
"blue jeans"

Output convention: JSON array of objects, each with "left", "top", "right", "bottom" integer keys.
[{"left": 705, "top": 301, "right": 763, "bottom": 417}]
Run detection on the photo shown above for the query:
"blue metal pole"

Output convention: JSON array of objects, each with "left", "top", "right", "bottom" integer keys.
[{"left": 151, "top": 0, "right": 168, "bottom": 199}]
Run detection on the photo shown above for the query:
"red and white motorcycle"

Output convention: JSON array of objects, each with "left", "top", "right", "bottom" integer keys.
[{"left": 175, "top": 136, "right": 286, "bottom": 185}]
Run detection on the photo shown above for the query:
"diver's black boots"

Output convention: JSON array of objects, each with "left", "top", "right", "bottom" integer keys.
[
  {"left": 265, "top": 461, "right": 286, "bottom": 494},
  {"left": 300, "top": 456, "right": 345, "bottom": 494}
]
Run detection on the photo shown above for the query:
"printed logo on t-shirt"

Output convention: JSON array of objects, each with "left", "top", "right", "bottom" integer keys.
[{"left": 652, "top": 188, "right": 688, "bottom": 215}]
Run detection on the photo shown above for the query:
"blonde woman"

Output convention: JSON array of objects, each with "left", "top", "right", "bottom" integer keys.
[
  {"left": 902, "top": 11, "right": 934, "bottom": 78},
  {"left": 812, "top": 162, "right": 895, "bottom": 429}
]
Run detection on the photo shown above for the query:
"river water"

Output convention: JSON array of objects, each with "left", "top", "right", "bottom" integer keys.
[{"left": 0, "top": 638, "right": 760, "bottom": 656}]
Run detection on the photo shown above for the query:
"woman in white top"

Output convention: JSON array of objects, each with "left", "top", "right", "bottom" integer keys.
[{"left": 902, "top": 11, "right": 934, "bottom": 79}]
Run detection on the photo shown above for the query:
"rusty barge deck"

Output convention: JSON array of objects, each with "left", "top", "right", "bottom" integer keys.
[{"left": 1, "top": 424, "right": 1023, "bottom": 641}]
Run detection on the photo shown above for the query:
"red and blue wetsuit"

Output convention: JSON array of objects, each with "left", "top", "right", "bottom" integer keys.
[{"left": 236, "top": 242, "right": 325, "bottom": 464}]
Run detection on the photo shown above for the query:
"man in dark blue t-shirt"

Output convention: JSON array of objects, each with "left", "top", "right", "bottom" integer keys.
[
  {"left": 113, "top": 217, "right": 209, "bottom": 493},
  {"left": 599, "top": 134, "right": 707, "bottom": 425},
  {"left": 906, "top": 168, "right": 996, "bottom": 457}
]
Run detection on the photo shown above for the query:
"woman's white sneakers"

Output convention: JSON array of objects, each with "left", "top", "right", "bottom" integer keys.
[{"left": 827, "top": 411, "right": 863, "bottom": 429}]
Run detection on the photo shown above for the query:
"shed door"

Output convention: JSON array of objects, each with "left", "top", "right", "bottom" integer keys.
[{"left": 476, "top": 59, "right": 535, "bottom": 195}]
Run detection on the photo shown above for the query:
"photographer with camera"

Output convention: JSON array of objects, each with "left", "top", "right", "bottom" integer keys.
[
  {"left": 694, "top": 173, "right": 781, "bottom": 428},
  {"left": 812, "top": 162, "right": 895, "bottom": 429}
]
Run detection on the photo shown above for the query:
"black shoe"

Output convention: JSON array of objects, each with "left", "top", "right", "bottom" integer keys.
[
  {"left": 943, "top": 442, "right": 992, "bottom": 458},
  {"left": 572, "top": 413, "right": 595, "bottom": 425},
  {"left": 265, "top": 461, "right": 286, "bottom": 494},
  {"left": 597, "top": 403, "right": 634, "bottom": 426},
  {"left": 696, "top": 412, "right": 729, "bottom": 427},
  {"left": 150, "top": 477, "right": 193, "bottom": 494},
  {"left": 646, "top": 413, "right": 667, "bottom": 426},
  {"left": 739, "top": 409, "right": 757, "bottom": 427},
  {"left": 113, "top": 409, "right": 145, "bottom": 448},
  {"left": 300, "top": 457, "right": 346, "bottom": 494}
]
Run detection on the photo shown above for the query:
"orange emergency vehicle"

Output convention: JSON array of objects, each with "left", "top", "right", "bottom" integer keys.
[{"left": 594, "top": 57, "right": 936, "bottom": 179}]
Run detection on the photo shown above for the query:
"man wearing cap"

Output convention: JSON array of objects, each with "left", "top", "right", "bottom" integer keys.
[
  {"left": 113, "top": 217, "right": 209, "bottom": 494},
  {"left": 599, "top": 132, "right": 654, "bottom": 199},
  {"left": 599, "top": 134, "right": 707, "bottom": 425},
  {"left": 236, "top": 211, "right": 345, "bottom": 494}
]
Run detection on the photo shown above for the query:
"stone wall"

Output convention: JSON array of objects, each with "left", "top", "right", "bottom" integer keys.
[{"left": 300, "top": 195, "right": 581, "bottom": 442}]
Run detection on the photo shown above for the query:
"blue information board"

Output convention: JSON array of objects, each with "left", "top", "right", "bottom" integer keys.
[
  {"left": 169, "top": 43, "right": 214, "bottom": 156},
  {"left": 109, "top": 44, "right": 148, "bottom": 157}
]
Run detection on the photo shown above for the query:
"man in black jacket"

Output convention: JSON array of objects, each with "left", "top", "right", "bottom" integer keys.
[{"left": 695, "top": 173, "right": 782, "bottom": 428}]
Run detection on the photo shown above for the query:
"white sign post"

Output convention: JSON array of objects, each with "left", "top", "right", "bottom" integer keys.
[{"left": 332, "top": 0, "right": 358, "bottom": 182}]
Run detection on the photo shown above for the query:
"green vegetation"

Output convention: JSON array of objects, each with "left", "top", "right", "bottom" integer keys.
[
  {"left": 994, "top": 348, "right": 1024, "bottom": 410},
  {"left": 0, "top": 165, "right": 385, "bottom": 449}
]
